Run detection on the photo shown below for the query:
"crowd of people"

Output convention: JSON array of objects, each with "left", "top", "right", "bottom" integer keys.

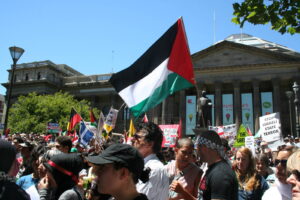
[{"left": 0, "top": 122, "right": 300, "bottom": 200}]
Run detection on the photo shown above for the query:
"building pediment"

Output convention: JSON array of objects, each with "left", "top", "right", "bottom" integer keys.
[{"left": 192, "top": 41, "right": 300, "bottom": 69}]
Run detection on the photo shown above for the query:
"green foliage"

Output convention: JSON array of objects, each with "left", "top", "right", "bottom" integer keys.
[
  {"left": 232, "top": 0, "right": 300, "bottom": 34},
  {"left": 8, "top": 92, "right": 99, "bottom": 134}
]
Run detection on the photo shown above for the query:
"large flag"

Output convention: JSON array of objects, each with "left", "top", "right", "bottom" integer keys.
[
  {"left": 67, "top": 108, "right": 82, "bottom": 131},
  {"left": 79, "top": 121, "right": 94, "bottom": 146},
  {"left": 109, "top": 18, "right": 195, "bottom": 117}
]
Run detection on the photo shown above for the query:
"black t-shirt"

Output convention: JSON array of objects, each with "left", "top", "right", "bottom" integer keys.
[
  {"left": 199, "top": 160, "right": 238, "bottom": 200},
  {"left": 0, "top": 180, "right": 30, "bottom": 200},
  {"left": 132, "top": 193, "right": 148, "bottom": 200}
]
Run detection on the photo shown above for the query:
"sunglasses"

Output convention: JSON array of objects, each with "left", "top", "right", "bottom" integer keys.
[
  {"left": 291, "top": 170, "right": 300, "bottom": 181},
  {"left": 133, "top": 133, "right": 145, "bottom": 140},
  {"left": 275, "top": 159, "right": 287, "bottom": 167}
]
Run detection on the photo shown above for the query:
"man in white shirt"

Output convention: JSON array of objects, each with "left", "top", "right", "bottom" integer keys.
[
  {"left": 262, "top": 146, "right": 295, "bottom": 200},
  {"left": 132, "top": 122, "right": 169, "bottom": 200}
]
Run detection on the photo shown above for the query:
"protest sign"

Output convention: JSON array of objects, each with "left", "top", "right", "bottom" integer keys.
[
  {"left": 209, "top": 124, "right": 237, "bottom": 145},
  {"left": 47, "top": 123, "right": 61, "bottom": 134},
  {"left": 159, "top": 124, "right": 179, "bottom": 147},
  {"left": 245, "top": 136, "right": 255, "bottom": 154},
  {"left": 259, "top": 112, "right": 281, "bottom": 142},
  {"left": 233, "top": 124, "right": 249, "bottom": 147}
]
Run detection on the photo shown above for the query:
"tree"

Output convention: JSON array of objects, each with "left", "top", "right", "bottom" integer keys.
[
  {"left": 232, "top": 0, "right": 300, "bottom": 34},
  {"left": 8, "top": 92, "right": 99, "bottom": 134}
]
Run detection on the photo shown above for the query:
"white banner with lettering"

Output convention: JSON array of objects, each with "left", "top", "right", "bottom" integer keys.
[{"left": 259, "top": 112, "right": 281, "bottom": 142}]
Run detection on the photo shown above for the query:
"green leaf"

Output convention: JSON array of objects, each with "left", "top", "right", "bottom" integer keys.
[
  {"left": 231, "top": 17, "right": 241, "bottom": 24},
  {"left": 247, "top": 11, "right": 257, "bottom": 19}
]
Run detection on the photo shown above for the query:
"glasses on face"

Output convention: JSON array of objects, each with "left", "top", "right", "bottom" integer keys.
[
  {"left": 275, "top": 159, "right": 287, "bottom": 167},
  {"left": 133, "top": 133, "right": 145, "bottom": 140}
]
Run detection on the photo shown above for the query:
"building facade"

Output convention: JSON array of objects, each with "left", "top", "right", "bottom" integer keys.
[{"left": 2, "top": 34, "right": 300, "bottom": 137}]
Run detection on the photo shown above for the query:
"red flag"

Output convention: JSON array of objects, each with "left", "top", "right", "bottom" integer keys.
[
  {"left": 142, "top": 113, "right": 149, "bottom": 123},
  {"left": 178, "top": 118, "right": 182, "bottom": 139},
  {"left": 89, "top": 109, "right": 97, "bottom": 127},
  {"left": 67, "top": 108, "right": 82, "bottom": 131},
  {"left": 246, "top": 126, "right": 253, "bottom": 136}
]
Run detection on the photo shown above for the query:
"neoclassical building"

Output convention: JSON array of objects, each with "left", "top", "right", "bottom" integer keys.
[{"left": 2, "top": 34, "right": 300, "bottom": 137}]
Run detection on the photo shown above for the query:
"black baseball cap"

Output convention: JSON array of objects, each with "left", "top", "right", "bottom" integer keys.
[{"left": 86, "top": 144, "right": 144, "bottom": 176}]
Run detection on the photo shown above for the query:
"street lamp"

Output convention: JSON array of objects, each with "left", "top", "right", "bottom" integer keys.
[
  {"left": 3, "top": 46, "right": 25, "bottom": 134},
  {"left": 293, "top": 82, "right": 300, "bottom": 138},
  {"left": 286, "top": 91, "right": 294, "bottom": 137}
]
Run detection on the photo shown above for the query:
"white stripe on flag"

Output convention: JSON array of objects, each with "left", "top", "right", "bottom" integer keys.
[{"left": 119, "top": 58, "right": 171, "bottom": 108}]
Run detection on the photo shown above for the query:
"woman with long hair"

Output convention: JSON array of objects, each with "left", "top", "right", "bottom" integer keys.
[{"left": 233, "top": 147, "right": 269, "bottom": 200}]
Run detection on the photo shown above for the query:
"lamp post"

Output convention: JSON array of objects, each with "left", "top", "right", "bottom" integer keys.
[
  {"left": 286, "top": 91, "right": 294, "bottom": 137},
  {"left": 3, "top": 46, "right": 25, "bottom": 134},
  {"left": 293, "top": 82, "right": 300, "bottom": 138}
]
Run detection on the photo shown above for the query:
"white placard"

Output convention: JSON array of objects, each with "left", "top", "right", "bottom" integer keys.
[
  {"left": 245, "top": 136, "right": 255, "bottom": 154},
  {"left": 259, "top": 112, "right": 281, "bottom": 142}
]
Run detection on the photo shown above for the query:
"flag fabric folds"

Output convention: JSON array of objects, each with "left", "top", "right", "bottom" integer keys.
[
  {"left": 103, "top": 107, "right": 119, "bottom": 133},
  {"left": 90, "top": 109, "right": 97, "bottom": 127},
  {"left": 67, "top": 108, "right": 82, "bottom": 131},
  {"left": 142, "top": 113, "right": 149, "bottom": 123},
  {"left": 109, "top": 18, "right": 195, "bottom": 117},
  {"left": 79, "top": 121, "right": 94, "bottom": 146},
  {"left": 128, "top": 119, "right": 136, "bottom": 138}
]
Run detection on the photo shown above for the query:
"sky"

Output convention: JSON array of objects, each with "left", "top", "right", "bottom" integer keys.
[{"left": 1, "top": 0, "right": 299, "bottom": 95}]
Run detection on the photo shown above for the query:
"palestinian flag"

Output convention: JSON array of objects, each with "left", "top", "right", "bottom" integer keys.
[
  {"left": 89, "top": 109, "right": 97, "bottom": 127},
  {"left": 67, "top": 108, "right": 82, "bottom": 131},
  {"left": 109, "top": 18, "right": 195, "bottom": 117}
]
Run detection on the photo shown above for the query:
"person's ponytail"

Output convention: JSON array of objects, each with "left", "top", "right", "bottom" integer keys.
[{"left": 139, "top": 167, "right": 151, "bottom": 183}]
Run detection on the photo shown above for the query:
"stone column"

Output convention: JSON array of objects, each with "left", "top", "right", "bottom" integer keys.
[
  {"left": 253, "top": 80, "right": 261, "bottom": 133},
  {"left": 272, "top": 78, "right": 281, "bottom": 114},
  {"left": 233, "top": 80, "right": 241, "bottom": 128},
  {"left": 215, "top": 82, "right": 222, "bottom": 126}
]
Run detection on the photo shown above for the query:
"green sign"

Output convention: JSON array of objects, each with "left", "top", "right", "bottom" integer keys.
[{"left": 234, "top": 124, "right": 249, "bottom": 147}]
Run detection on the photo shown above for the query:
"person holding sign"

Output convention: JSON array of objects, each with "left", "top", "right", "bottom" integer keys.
[{"left": 233, "top": 147, "right": 269, "bottom": 200}]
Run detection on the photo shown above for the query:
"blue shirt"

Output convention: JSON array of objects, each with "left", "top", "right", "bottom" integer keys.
[{"left": 16, "top": 174, "right": 39, "bottom": 190}]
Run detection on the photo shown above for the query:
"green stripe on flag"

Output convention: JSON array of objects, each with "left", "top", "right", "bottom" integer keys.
[{"left": 130, "top": 73, "right": 193, "bottom": 117}]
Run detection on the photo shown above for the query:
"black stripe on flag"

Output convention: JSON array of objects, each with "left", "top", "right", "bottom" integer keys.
[{"left": 109, "top": 21, "right": 178, "bottom": 93}]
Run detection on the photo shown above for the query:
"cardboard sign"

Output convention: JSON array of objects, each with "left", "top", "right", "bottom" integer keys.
[
  {"left": 259, "top": 112, "right": 281, "bottom": 142},
  {"left": 159, "top": 124, "right": 179, "bottom": 147},
  {"left": 234, "top": 124, "right": 249, "bottom": 147},
  {"left": 245, "top": 136, "right": 255, "bottom": 154}
]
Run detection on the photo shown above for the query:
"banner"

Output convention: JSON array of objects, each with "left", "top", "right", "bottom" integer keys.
[
  {"left": 186, "top": 96, "right": 196, "bottom": 135},
  {"left": 209, "top": 124, "right": 237, "bottom": 146},
  {"left": 47, "top": 123, "right": 61, "bottom": 134},
  {"left": 234, "top": 124, "right": 249, "bottom": 147},
  {"left": 242, "top": 93, "right": 254, "bottom": 134},
  {"left": 159, "top": 124, "right": 179, "bottom": 147},
  {"left": 259, "top": 112, "right": 281, "bottom": 142},
  {"left": 222, "top": 94, "right": 233, "bottom": 125},
  {"left": 261, "top": 92, "right": 273, "bottom": 115}
]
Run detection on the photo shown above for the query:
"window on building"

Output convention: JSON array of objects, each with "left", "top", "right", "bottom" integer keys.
[
  {"left": 14, "top": 75, "right": 17, "bottom": 83},
  {"left": 241, "top": 93, "right": 254, "bottom": 133},
  {"left": 25, "top": 73, "right": 29, "bottom": 81},
  {"left": 37, "top": 72, "right": 41, "bottom": 80},
  {"left": 222, "top": 94, "right": 234, "bottom": 125}
]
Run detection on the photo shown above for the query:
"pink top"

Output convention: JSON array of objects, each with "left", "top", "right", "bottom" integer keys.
[{"left": 165, "top": 160, "right": 202, "bottom": 200}]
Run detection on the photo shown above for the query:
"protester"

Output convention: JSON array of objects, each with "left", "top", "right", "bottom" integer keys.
[
  {"left": 165, "top": 138, "right": 202, "bottom": 200},
  {"left": 55, "top": 136, "right": 73, "bottom": 153},
  {"left": 132, "top": 122, "right": 169, "bottom": 200},
  {"left": 86, "top": 143, "right": 150, "bottom": 200},
  {"left": 233, "top": 147, "right": 269, "bottom": 200},
  {"left": 286, "top": 149, "right": 300, "bottom": 200},
  {"left": 262, "top": 145, "right": 296, "bottom": 200},
  {"left": 196, "top": 130, "right": 238, "bottom": 200},
  {"left": 17, "top": 141, "right": 35, "bottom": 178},
  {"left": 17, "top": 145, "right": 47, "bottom": 190},
  {"left": 0, "top": 139, "right": 30, "bottom": 200},
  {"left": 255, "top": 153, "right": 274, "bottom": 184},
  {"left": 38, "top": 153, "right": 84, "bottom": 200}
]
